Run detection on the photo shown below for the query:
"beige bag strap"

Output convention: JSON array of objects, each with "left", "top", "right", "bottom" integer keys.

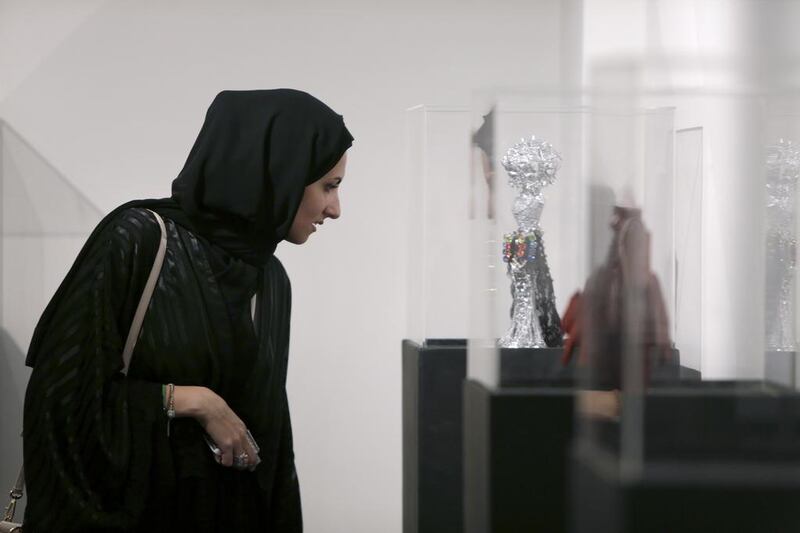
[
  {"left": 1, "top": 465, "right": 24, "bottom": 525},
  {"left": 3, "top": 209, "right": 167, "bottom": 525},
  {"left": 122, "top": 209, "right": 167, "bottom": 375}
]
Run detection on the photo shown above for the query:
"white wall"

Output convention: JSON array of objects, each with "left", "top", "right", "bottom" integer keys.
[{"left": 0, "top": 1, "right": 564, "bottom": 531}]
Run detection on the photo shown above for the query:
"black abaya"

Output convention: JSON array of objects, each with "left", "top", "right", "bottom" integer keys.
[
  {"left": 22, "top": 89, "right": 353, "bottom": 532},
  {"left": 23, "top": 207, "right": 299, "bottom": 532}
]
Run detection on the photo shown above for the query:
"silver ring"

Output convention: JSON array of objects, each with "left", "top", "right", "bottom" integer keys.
[{"left": 233, "top": 452, "right": 249, "bottom": 468}]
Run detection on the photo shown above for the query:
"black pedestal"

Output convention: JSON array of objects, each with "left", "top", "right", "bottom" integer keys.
[
  {"left": 403, "top": 339, "right": 467, "bottom": 533},
  {"left": 571, "top": 381, "right": 800, "bottom": 533},
  {"left": 463, "top": 380, "right": 575, "bottom": 533},
  {"left": 403, "top": 339, "right": 697, "bottom": 533}
]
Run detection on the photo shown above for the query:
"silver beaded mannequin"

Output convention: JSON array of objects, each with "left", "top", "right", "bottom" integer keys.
[
  {"left": 765, "top": 139, "right": 800, "bottom": 351},
  {"left": 498, "top": 136, "right": 563, "bottom": 348}
]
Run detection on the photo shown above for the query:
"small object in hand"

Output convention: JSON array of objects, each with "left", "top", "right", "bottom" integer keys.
[
  {"left": 245, "top": 429, "right": 260, "bottom": 453},
  {"left": 203, "top": 433, "right": 223, "bottom": 457},
  {"left": 203, "top": 431, "right": 260, "bottom": 471}
]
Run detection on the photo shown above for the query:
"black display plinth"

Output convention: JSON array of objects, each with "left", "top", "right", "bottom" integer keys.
[
  {"left": 463, "top": 379, "right": 575, "bottom": 533},
  {"left": 403, "top": 339, "right": 466, "bottom": 533},
  {"left": 571, "top": 381, "right": 800, "bottom": 533},
  {"left": 403, "top": 339, "right": 698, "bottom": 533}
]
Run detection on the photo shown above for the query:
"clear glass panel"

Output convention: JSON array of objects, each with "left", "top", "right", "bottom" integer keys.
[
  {"left": 764, "top": 94, "right": 800, "bottom": 388},
  {"left": 581, "top": 80, "right": 679, "bottom": 472},
  {"left": 674, "top": 126, "right": 703, "bottom": 373},
  {"left": 0, "top": 119, "right": 102, "bottom": 513},
  {"left": 574, "top": 55, "right": 800, "bottom": 502},
  {"left": 405, "top": 106, "right": 472, "bottom": 345}
]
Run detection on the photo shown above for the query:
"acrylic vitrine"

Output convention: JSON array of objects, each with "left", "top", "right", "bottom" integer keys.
[
  {"left": 403, "top": 105, "right": 475, "bottom": 533},
  {"left": 0, "top": 119, "right": 102, "bottom": 518},
  {"left": 570, "top": 59, "right": 800, "bottom": 533}
]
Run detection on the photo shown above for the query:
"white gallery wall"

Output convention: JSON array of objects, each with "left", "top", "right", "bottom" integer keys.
[
  {"left": 0, "top": 1, "right": 566, "bottom": 531},
  {"left": 5, "top": 0, "right": 798, "bottom": 530}
]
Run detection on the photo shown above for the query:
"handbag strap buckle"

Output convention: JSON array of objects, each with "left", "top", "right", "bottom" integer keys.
[{"left": 3, "top": 497, "right": 17, "bottom": 523}]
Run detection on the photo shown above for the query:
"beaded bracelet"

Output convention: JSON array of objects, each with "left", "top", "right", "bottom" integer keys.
[{"left": 164, "top": 383, "right": 176, "bottom": 436}]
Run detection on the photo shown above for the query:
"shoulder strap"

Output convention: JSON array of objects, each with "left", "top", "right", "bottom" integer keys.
[
  {"left": 121, "top": 209, "right": 167, "bottom": 375},
  {"left": 4, "top": 209, "right": 168, "bottom": 520}
]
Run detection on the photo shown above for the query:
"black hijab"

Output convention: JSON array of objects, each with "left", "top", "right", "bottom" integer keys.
[
  {"left": 168, "top": 89, "right": 354, "bottom": 266},
  {"left": 27, "top": 89, "right": 353, "bottom": 365}
]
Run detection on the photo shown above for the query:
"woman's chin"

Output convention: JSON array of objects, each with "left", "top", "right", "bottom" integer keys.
[{"left": 285, "top": 232, "right": 310, "bottom": 245}]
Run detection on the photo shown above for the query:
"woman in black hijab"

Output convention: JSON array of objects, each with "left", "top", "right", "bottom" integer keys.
[{"left": 22, "top": 89, "right": 353, "bottom": 532}]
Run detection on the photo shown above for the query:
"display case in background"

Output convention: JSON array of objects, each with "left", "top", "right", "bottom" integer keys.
[
  {"left": 402, "top": 63, "right": 800, "bottom": 533},
  {"left": 0, "top": 119, "right": 102, "bottom": 518},
  {"left": 570, "top": 60, "right": 800, "bottom": 533}
]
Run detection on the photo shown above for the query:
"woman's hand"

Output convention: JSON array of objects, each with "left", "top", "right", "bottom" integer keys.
[{"left": 172, "top": 385, "right": 261, "bottom": 470}]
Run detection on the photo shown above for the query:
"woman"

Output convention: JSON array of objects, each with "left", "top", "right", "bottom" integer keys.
[{"left": 22, "top": 89, "right": 353, "bottom": 532}]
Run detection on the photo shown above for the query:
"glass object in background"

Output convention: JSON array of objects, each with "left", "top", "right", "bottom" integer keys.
[
  {"left": 0, "top": 119, "right": 102, "bottom": 517},
  {"left": 763, "top": 95, "right": 800, "bottom": 387},
  {"left": 571, "top": 54, "right": 800, "bottom": 532},
  {"left": 765, "top": 139, "right": 799, "bottom": 352}
]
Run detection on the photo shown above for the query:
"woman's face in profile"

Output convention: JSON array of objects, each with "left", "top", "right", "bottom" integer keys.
[{"left": 285, "top": 152, "right": 347, "bottom": 245}]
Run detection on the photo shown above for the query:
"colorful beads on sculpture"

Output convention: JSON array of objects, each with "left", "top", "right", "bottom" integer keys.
[
  {"left": 503, "top": 234, "right": 514, "bottom": 263},
  {"left": 515, "top": 234, "right": 527, "bottom": 259},
  {"left": 502, "top": 231, "right": 538, "bottom": 263}
]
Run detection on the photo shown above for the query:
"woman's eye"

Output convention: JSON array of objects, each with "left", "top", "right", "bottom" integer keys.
[{"left": 325, "top": 184, "right": 339, "bottom": 191}]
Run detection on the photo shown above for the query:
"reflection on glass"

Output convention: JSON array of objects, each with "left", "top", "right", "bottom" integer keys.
[
  {"left": 471, "top": 109, "right": 495, "bottom": 220},
  {"left": 564, "top": 205, "right": 671, "bottom": 387},
  {"left": 498, "top": 136, "right": 563, "bottom": 348}
]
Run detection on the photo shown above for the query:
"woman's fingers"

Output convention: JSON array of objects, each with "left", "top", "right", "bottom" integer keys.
[
  {"left": 219, "top": 424, "right": 241, "bottom": 467},
  {"left": 219, "top": 441, "right": 234, "bottom": 467},
  {"left": 199, "top": 392, "right": 260, "bottom": 470},
  {"left": 224, "top": 425, "right": 260, "bottom": 470}
]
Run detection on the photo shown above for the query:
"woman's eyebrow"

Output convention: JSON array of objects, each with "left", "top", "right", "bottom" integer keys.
[{"left": 333, "top": 176, "right": 343, "bottom": 184}]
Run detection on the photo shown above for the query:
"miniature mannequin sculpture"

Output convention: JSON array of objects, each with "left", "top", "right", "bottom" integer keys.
[{"left": 499, "top": 136, "right": 563, "bottom": 348}]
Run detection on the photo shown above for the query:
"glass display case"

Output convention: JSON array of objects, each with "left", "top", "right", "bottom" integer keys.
[
  {"left": 403, "top": 105, "right": 474, "bottom": 533},
  {"left": 569, "top": 60, "right": 800, "bottom": 533},
  {"left": 460, "top": 91, "right": 600, "bottom": 532},
  {"left": 0, "top": 119, "right": 102, "bottom": 516},
  {"left": 466, "top": 91, "right": 603, "bottom": 387},
  {"left": 406, "top": 105, "right": 473, "bottom": 345}
]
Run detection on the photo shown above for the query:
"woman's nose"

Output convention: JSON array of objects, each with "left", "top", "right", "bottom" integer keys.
[{"left": 325, "top": 196, "right": 341, "bottom": 219}]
